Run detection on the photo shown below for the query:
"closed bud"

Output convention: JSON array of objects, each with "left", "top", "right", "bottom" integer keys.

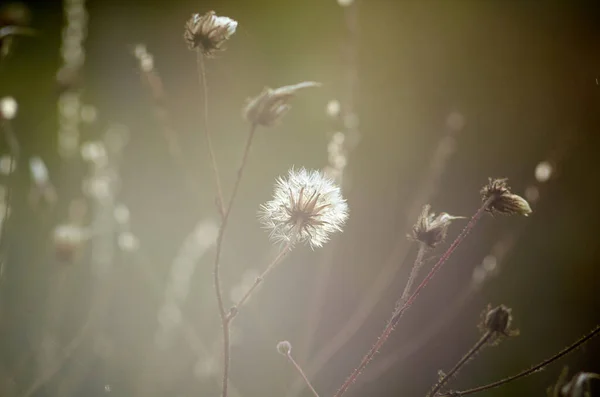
[
  {"left": 276, "top": 340, "right": 292, "bottom": 356},
  {"left": 482, "top": 304, "right": 519, "bottom": 341}
]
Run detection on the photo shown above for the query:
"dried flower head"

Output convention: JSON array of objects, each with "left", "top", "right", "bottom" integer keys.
[
  {"left": 409, "top": 205, "right": 465, "bottom": 248},
  {"left": 549, "top": 370, "right": 600, "bottom": 397},
  {"left": 183, "top": 11, "right": 237, "bottom": 56},
  {"left": 480, "top": 304, "right": 519, "bottom": 344},
  {"left": 481, "top": 178, "right": 532, "bottom": 216},
  {"left": 243, "top": 81, "right": 322, "bottom": 127},
  {"left": 259, "top": 168, "right": 349, "bottom": 249},
  {"left": 276, "top": 340, "right": 292, "bottom": 356}
]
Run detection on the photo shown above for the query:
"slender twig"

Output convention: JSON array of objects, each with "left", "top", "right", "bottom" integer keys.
[
  {"left": 334, "top": 197, "right": 494, "bottom": 397},
  {"left": 230, "top": 240, "right": 294, "bottom": 316},
  {"left": 286, "top": 351, "right": 320, "bottom": 397},
  {"left": 20, "top": 312, "right": 95, "bottom": 397},
  {"left": 438, "top": 325, "right": 600, "bottom": 397},
  {"left": 210, "top": 122, "right": 259, "bottom": 397},
  {"left": 428, "top": 330, "right": 493, "bottom": 397},
  {"left": 196, "top": 50, "right": 225, "bottom": 217},
  {"left": 289, "top": 124, "right": 460, "bottom": 397},
  {"left": 398, "top": 242, "right": 427, "bottom": 306},
  {"left": 224, "top": 123, "right": 257, "bottom": 218}
]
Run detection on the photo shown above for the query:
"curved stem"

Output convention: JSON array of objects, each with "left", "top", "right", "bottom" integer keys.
[
  {"left": 286, "top": 352, "right": 320, "bottom": 397},
  {"left": 216, "top": 123, "right": 259, "bottom": 397},
  {"left": 438, "top": 325, "right": 600, "bottom": 396},
  {"left": 196, "top": 50, "right": 225, "bottom": 217},
  {"left": 333, "top": 198, "right": 493, "bottom": 397},
  {"left": 225, "top": 123, "right": 257, "bottom": 217},
  {"left": 428, "top": 331, "right": 493, "bottom": 397},
  {"left": 230, "top": 241, "right": 294, "bottom": 316}
]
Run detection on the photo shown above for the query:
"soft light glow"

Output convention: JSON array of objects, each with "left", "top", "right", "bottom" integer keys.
[
  {"left": 535, "top": 161, "right": 553, "bottom": 182},
  {"left": 0, "top": 97, "right": 17, "bottom": 119},
  {"left": 326, "top": 100, "right": 341, "bottom": 118}
]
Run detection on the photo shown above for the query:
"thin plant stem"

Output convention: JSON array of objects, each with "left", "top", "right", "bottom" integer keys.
[
  {"left": 224, "top": 123, "right": 257, "bottom": 218},
  {"left": 333, "top": 197, "right": 494, "bottom": 397},
  {"left": 398, "top": 242, "right": 427, "bottom": 306},
  {"left": 195, "top": 49, "right": 243, "bottom": 397},
  {"left": 196, "top": 50, "right": 225, "bottom": 217},
  {"left": 438, "top": 325, "right": 600, "bottom": 397},
  {"left": 210, "top": 122, "right": 259, "bottom": 397},
  {"left": 230, "top": 240, "right": 294, "bottom": 315},
  {"left": 286, "top": 352, "right": 320, "bottom": 397},
  {"left": 289, "top": 125, "right": 460, "bottom": 397},
  {"left": 428, "top": 330, "right": 493, "bottom": 397}
]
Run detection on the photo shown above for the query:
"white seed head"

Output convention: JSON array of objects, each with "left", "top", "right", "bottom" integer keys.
[{"left": 259, "top": 168, "right": 349, "bottom": 248}]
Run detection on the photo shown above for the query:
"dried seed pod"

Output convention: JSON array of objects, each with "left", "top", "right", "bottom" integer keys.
[
  {"left": 183, "top": 11, "right": 237, "bottom": 56},
  {"left": 408, "top": 205, "right": 465, "bottom": 248},
  {"left": 481, "top": 178, "right": 532, "bottom": 216},
  {"left": 243, "top": 81, "right": 321, "bottom": 127}
]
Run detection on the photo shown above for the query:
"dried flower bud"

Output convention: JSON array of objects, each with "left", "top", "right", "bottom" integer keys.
[
  {"left": 559, "top": 372, "right": 599, "bottom": 397},
  {"left": 408, "top": 205, "right": 465, "bottom": 248},
  {"left": 183, "top": 11, "right": 237, "bottom": 56},
  {"left": 483, "top": 304, "right": 518, "bottom": 339},
  {"left": 243, "top": 81, "right": 321, "bottom": 127},
  {"left": 481, "top": 178, "right": 532, "bottom": 216},
  {"left": 276, "top": 340, "right": 292, "bottom": 356}
]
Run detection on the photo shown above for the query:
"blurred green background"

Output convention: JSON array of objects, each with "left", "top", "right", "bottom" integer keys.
[{"left": 0, "top": 0, "right": 599, "bottom": 396}]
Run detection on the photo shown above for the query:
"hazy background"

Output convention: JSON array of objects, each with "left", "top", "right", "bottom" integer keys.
[{"left": 0, "top": 0, "right": 599, "bottom": 396}]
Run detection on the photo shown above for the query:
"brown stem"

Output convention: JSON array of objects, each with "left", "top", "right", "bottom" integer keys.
[
  {"left": 230, "top": 241, "right": 294, "bottom": 316},
  {"left": 210, "top": 122, "right": 259, "bottom": 397},
  {"left": 398, "top": 242, "right": 427, "bottom": 305},
  {"left": 224, "top": 123, "right": 257, "bottom": 217},
  {"left": 333, "top": 197, "right": 493, "bottom": 397},
  {"left": 428, "top": 330, "right": 493, "bottom": 397},
  {"left": 437, "top": 325, "right": 600, "bottom": 396}
]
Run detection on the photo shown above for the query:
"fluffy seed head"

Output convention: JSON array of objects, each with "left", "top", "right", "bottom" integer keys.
[
  {"left": 183, "top": 11, "right": 237, "bottom": 56},
  {"left": 259, "top": 168, "right": 348, "bottom": 249},
  {"left": 481, "top": 178, "right": 532, "bottom": 216},
  {"left": 276, "top": 340, "right": 292, "bottom": 356},
  {"left": 409, "top": 205, "right": 465, "bottom": 248},
  {"left": 243, "top": 81, "right": 321, "bottom": 127}
]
